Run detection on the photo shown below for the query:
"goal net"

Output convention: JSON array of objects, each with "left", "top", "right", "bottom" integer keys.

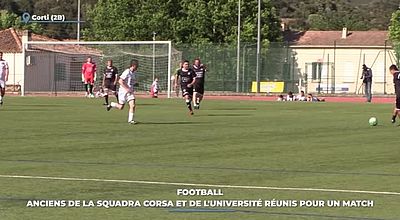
[{"left": 23, "top": 41, "right": 181, "bottom": 98}]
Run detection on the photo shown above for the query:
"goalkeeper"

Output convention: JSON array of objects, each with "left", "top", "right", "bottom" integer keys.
[{"left": 81, "top": 56, "right": 97, "bottom": 98}]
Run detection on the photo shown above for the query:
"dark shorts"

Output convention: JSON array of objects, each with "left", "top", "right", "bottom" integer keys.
[
  {"left": 396, "top": 95, "right": 400, "bottom": 110},
  {"left": 181, "top": 85, "right": 193, "bottom": 97},
  {"left": 193, "top": 83, "right": 204, "bottom": 95},
  {"left": 104, "top": 80, "right": 116, "bottom": 91},
  {"left": 395, "top": 86, "right": 400, "bottom": 109}
]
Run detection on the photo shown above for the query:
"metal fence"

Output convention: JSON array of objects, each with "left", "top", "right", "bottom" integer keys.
[
  {"left": 175, "top": 42, "right": 297, "bottom": 93},
  {"left": 18, "top": 41, "right": 398, "bottom": 96},
  {"left": 176, "top": 41, "right": 398, "bottom": 95}
]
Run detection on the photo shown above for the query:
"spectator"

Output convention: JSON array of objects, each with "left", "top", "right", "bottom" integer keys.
[
  {"left": 286, "top": 91, "right": 295, "bottom": 101},
  {"left": 296, "top": 91, "right": 307, "bottom": 101},
  {"left": 277, "top": 94, "right": 286, "bottom": 101},
  {"left": 150, "top": 78, "right": 160, "bottom": 98},
  {"left": 307, "top": 93, "right": 325, "bottom": 102},
  {"left": 360, "top": 64, "right": 373, "bottom": 102}
]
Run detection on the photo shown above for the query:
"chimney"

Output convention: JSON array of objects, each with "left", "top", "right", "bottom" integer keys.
[{"left": 341, "top": 27, "right": 348, "bottom": 39}]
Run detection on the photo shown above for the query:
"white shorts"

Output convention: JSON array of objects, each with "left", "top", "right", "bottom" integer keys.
[
  {"left": 118, "top": 90, "right": 135, "bottom": 105},
  {"left": 0, "top": 80, "right": 4, "bottom": 89}
]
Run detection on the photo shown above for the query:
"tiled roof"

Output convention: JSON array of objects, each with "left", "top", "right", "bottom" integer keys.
[
  {"left": 284, "top": 30, "right": 391, "bottom": 47},
  {"left": 0, "top": 28, "right": 101, "bottom": 55},
  {"left": 0, "top": 28, "right": 22, "bottom": 53}
]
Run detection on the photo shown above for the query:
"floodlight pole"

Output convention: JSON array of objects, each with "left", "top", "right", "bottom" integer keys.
[
  {"left": 384, "top": 40, "right": 387, "bottom": 94},
  {"left": 236, "top": 0, "right": 241, "bottom": 93},
  {"left": 77, "top": 0, "right": 80, "bottom": 41},
  {"left": 256, "top": 0, "right": 261, "bottom": 93},
  {"left": 242, "top": 43, "right": 257, "bottom": 92},
  {"left": 152, "top": 32, "right": 156, "bottom": 80}
]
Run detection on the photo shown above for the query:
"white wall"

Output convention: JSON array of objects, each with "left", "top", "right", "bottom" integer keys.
[
  {"left": 292, "top": 47, "right": 395, "bottom": 95},
  {"left": 3, "top": 52, "right": 24, "bottom": 92}
]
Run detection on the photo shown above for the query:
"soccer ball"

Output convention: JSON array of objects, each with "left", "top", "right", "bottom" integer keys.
[{"left": 369, "top": 117, "right": 378, "bottom": 126}]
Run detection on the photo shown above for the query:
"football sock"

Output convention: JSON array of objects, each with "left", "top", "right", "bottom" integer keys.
[
  {"left": 110, "top": 102, "right": 117, "bottom": 108},
  {"left": 128, "top": 113, "right": 134, "bottom": 122},
  {"left": 115, "top": 94, "right": 119, "bottom": 102},
  {"left": 89, "top": 84, "right": 93, "bottom": 94},
  {"left": 104, "top": 95, "right": 109, "bottom": 104},
  {"left": 392, "top": 115, "right": 396, "bottom": 123},
  {"left": 186, "top": 100, "right": 192, "bottom": 111},
  {"left": 84, "top": 84, "right": 88, "bottom": 93}
]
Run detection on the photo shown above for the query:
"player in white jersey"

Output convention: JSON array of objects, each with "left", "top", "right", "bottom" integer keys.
[
  {"left": 0, "top": 52, "right": 9, "bottom": 106},
  {"left": 106, "top": 59, "right": 139, "bottom": 124}
]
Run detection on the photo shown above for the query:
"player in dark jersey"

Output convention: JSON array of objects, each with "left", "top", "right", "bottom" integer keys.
[
  {"left": 176, "top": 60, "right": 197, "bottom": 115},
  {"left": 192, "top": 58, "right": 206, "bottom": 109},
  {"left": 173, "top": 61, "right": 183, "bottom": 97},
  {"left": 390, "top": 64, "right": 400, "bottom": 123},
  {"left": 102, "top": 59, "right": 119, "bottom": 105}
]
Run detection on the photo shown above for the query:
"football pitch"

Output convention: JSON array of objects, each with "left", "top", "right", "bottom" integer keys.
[{"left": 0, "top": 96, "right": 399, "bottom": 220}]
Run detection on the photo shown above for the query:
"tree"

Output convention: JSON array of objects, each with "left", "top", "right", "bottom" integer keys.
[
  {"left": 389, "top": 9, "right": 400, "bottom": 64},
  {"left": 0, "top": 10, "right": 43, "bottom": 34},
  {"left": 307, "top": 14, "right": 328, "bottom": 30},
  {"left": 0, "top": 0, "right": 19, "bottom": 14},
  {"left": 83, "top": 0, "right": 282, "bottom": 44},
  {"left": 0, "top": 10, "right": 20, "bottom": 29},
  {"left": 307, "top": 1, "right": 369, "bottom": 31},
  {"left": 17, "top": 0, "right": 35, "bottom": 14},
  {"left": 234, "top": 0, "right": 281, "bottom": 45},
  {"left": 83, "top": 0, "right": 149, "bottom": 41},
  {"left": 389, "top": 10, "right": 400, "bottom": 42},
  {"left": 271, "top": 0, "right": 398, "bottom": 31},
  {"left": 33, "top": 0, "right": 79, "bottom": 39},
  {"left": 361, "top": 0, "right": 399, "bottom": 30}
]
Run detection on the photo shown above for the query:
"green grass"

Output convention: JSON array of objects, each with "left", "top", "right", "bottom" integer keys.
[{"left": 0, "top": 97, "right": 399, "bottom": 220}]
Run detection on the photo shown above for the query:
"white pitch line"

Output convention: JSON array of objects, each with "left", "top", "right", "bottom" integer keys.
[{"left": 0, "top": 174, "right": 399, "bottom": 196}]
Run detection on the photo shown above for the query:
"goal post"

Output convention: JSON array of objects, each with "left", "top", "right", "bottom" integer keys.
[{"left": 22, "top": 41, "right": 179, "bottom": 98}]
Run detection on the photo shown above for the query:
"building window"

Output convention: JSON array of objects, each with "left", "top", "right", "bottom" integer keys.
[
  {"left": 312, "top": 62, "right": 323, "bottom": 80},
  {"left": 311, "top": 62, "right": 330, "bottom": 81}
]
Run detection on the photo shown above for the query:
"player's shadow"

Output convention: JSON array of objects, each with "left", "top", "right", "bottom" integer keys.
[
  {"left": 12, "top": 104, "right": 67, "bottom": 107},
  {"left": 138, "top": 121, "right": 205, "bottom": 125},
  {"left": 207, "top": 108, "right": 257, "bottom": 111},
  {"left": 0, "top": 108, "right": 56, "bottom": 112},
  {"left": 137, "top": 103, "right": 157, "bottom": 106},
  {"left": 196, "top": 113, "right": 252, "bottom": 117}
]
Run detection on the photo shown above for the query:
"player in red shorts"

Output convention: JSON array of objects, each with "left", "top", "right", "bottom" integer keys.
[{"left": 81, "top": 57, "right": 97, "bottom": 98}]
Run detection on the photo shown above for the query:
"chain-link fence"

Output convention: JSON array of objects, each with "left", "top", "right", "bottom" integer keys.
[
  {"left": 294, "top": 42, "right": 396, "bottom": 95},
  {"left": 175, "top": 41, "right": 397, "bottom": 95},
  {"left": 17, "top": 41, "right": 397, "bottom": 96},
  {"left": 175, "top": 42, "right": 297, "bottom": 93}
]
